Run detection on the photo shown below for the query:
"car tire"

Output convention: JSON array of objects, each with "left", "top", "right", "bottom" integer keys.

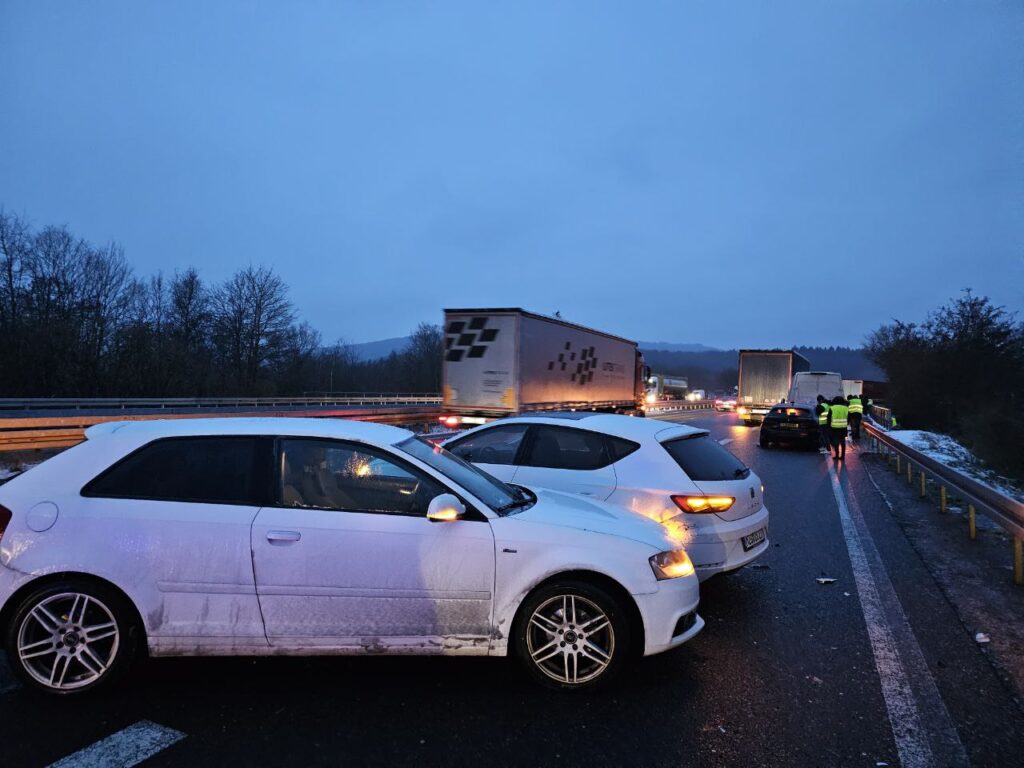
[
  {"left": 513, "top": 579, "right": 631, "bottom": 691},
  {"left": 758, "top": 433, "right": 770, "bottom": 448},
  {"left": 4, "top": 579, "right": 140, "bottom": 696}
]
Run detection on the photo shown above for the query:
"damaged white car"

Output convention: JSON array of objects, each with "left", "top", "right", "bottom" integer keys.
[{"left": 0, "top": 417, "right": 702, "bottom": 695}]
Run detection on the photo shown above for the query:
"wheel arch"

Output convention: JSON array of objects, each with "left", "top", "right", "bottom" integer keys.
[
  {"left": 510, "top": 569, "right": 645, "bottom": 658},
  {"left": 0, "top": 571, "right": 147, "bottom": 652}
]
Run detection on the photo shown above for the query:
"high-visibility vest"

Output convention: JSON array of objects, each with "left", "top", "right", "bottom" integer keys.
[
  {"left": 848, "top": 397, "right": 863, "bottom": 414},
  {"left": 817, "top": 403, "right": 830, "bottom": 425},
  {"left": 830, "top": 404, "right": 849, "bottom": 428}
]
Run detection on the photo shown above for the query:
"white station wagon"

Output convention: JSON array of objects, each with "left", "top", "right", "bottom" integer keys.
[
  {"left": 0, "top": 418, "right": 703, "bottom": 694},
  {"left": 444, "top": 413, "right": 769, "bottom": 579}
]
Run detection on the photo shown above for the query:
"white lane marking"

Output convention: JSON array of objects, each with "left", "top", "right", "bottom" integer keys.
[
  {"left": 48, "top": 721, "right": 185, "bottom": 768},
  {"left": 0, "top": 651, "right": 20, "bottom": 693},
  {"left": 718, "top": 438, "right": 733, "bottom": 445},
  {"left": 827, "top": 463, "right": 968, "bottom": 768}
]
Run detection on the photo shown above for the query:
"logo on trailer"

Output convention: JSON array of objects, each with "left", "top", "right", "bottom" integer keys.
[
  {"left": 445, "top": 317, "right": 500, "bottom": 362},
  {"left": 548, "top": 342, "right": 599, "bottom": 387}
]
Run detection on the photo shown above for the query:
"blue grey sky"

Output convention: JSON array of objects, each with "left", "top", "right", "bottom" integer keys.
[{"left": 2, "top": 1, "right": 1021, "bottom": 348}]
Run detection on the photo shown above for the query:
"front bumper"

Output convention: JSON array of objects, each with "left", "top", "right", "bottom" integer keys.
[{"left": 633, "top": 572, "right": 703, "bottom": 656}]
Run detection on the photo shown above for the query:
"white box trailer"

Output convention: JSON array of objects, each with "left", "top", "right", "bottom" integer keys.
[{"left": 442, "top": 308, "right": 645, "bottom": 419}]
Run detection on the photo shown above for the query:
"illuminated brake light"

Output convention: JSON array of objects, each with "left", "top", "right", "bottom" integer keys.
[
  {"left": 439, "top": 415, "right": 461, "bottom": 428},
  {"left": 671, "top": 495, "right": 735, "bottom": 513}
]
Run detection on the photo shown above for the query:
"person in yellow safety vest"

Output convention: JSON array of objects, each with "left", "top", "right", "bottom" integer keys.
[
  {"left": 827, "top": 395, "right": 849, "bottom": 461},
  {"left": 891, "top": 413, "right": 899, "bottom": 430},
  {"left": 815, "top": 395, "right": 831, "bottom": 455},
  {"left": 847, "top": 394, "right": 864, "bottom": 440}
]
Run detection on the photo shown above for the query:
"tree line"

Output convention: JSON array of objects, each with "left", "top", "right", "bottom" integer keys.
[
  {"left": 0, "top": 210, "right": 441, "bottom": 397},
  {"left": 865, "top": 291, "right": 1024, "bottom": 480}
]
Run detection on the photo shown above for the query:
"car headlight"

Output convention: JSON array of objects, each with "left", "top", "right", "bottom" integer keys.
[{"left": 649, "top": 549, "right": 695, "bottom": 580}]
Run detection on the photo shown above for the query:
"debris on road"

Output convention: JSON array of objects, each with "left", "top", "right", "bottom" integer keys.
[
  {"left": 975, "top": 632, "right": 991, "bottom": 644},
  {"left": 816, "top": 577, "right": 837, "bottom": 585}
]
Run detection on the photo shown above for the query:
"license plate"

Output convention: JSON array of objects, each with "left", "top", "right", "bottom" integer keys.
[
  {"left": 742, "top": 528, "right": 767, "bottom": 551},
  {"left": 781, "top": 422, "right": 800, "bottom": 429}
]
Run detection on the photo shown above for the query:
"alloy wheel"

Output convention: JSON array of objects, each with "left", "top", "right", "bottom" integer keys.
[
  {"left": 16, "top": 592, "right": 120, "bottom": 691},
  {"left": 526, "top": 593, "right": 615, "bottom": 685}
]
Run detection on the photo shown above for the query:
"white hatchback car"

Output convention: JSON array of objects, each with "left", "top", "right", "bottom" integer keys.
[
  {"left": 0, "top": 418, "right": 703, "bottom": 695},
  {"left": 444, "top": 413, "right": 769, "bottom": 579}
]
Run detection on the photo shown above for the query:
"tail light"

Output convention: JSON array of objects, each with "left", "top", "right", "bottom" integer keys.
[
  {"left": 672, "top": 495, "right": 735, "bottom": 513},
  {"left": 438, "top": 415, "right": 461, "bottom": 428},
  {"left": 0, "top": 504, "right": 12, "bottom": 542}
]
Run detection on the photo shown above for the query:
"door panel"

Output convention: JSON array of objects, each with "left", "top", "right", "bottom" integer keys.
[
  {"left": 513, "top": 425, "right": 617, "bottom": 500},
  {"left": 252, "top": 438, "right": 495, "bottom": 644}
]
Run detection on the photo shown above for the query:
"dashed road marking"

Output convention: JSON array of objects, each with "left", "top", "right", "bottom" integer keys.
[
  {"left": 828, "top": 462, "right": 967, "bottom": 768},
  {"left": 718, "top": 438, "right": 733, "bottom": 445},
  {"left": 47, "top": 721, "right": 185, "bottom": 768}
]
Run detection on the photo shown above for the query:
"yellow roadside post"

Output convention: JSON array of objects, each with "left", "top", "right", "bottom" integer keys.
[
  {"left": 940, "top": 485, "right": 947, "bottom": 513},
  {"left": 968, "top": 505, "right": 976, "bottom": 540},
  {"left": 920, "top": 470, "right": 927, "bottom": 498},
  {"left": 906, "top": 460, "right": 913, "bottom": 484},
  {"left": 896, "top": 455, "right": 901, "bottom": 474}
]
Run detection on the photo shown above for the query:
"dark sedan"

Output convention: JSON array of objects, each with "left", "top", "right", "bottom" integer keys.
[{"left": 758, "top": 404, "right": 818, "bottom": 449}]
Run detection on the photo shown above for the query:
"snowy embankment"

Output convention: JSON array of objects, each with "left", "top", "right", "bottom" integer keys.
[{"left": 885, "top": 429, "right": 1023, "bottom": 505}]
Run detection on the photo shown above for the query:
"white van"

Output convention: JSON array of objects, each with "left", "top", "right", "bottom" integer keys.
[{"left": 788, "top": 371, "right": 843, "bottom": 404}]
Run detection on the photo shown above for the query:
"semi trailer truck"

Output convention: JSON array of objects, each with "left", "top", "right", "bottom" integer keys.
[
  {"left": 736, "top": 349, "right": 811, "bottom": 424},
  {"left": 441, "top": 308, "right": 647, "bottom": 423}
]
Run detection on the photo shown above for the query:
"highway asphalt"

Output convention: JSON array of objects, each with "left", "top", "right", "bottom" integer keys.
[{"left": 1, "top": 411, "right": 1022, "bottom": 767}]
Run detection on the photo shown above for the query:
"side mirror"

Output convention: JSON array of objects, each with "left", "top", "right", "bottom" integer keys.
[{"left": 426, "top": 493, "right": 466, "bottom": 522}]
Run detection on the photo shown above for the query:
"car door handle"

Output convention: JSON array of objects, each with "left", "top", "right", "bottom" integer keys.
[{"left": 266, "top": 530, "right": 301, "bottom": 545}]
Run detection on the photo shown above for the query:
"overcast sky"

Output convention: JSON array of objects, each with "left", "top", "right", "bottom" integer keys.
[{"left": 1, "top": 1, "right": 1021, "bottom": 348}]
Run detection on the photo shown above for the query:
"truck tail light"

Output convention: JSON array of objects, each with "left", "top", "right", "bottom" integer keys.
[
  {"left": 439, "top": 415, "right": 461, "bottom": 428},
  {"left": 671, "top": 495, "right": 735, "bottom": 514},
  {"left": 0, "top": 504, "right": 12, "bottom": 542}
]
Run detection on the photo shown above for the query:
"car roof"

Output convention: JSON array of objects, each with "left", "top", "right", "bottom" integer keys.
[
  {"left": 84, "top": 417, "right": 414, "bottom": 445},
  {"left": 495, "top": 412, "right": 706, "bottom": 442}
]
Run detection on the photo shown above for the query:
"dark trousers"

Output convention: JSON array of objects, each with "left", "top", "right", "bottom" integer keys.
[
  {"left": 831, "top": 428, "right": 847, "bottom": 458},
  {"left": 849, "top": 413, "right": 862, "bottom": 440},
  {"left": 819, "top": 424, "right": 831, "bottom": 451}
]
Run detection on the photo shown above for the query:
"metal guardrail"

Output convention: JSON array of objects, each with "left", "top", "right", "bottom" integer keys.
[
  {"left": 863, "top": 419, "right": 1024, "bottom": 585},
  {"left": 646, "top": 399, "right": 716, "bottom": 413},
  {"left": 0, "top": 397, "right": 445, "bottom": 452},
  {"left": 0, "top": 395, "right": 441, "bottom": 411}
]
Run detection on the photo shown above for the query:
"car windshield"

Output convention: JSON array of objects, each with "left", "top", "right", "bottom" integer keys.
[{"left": 396, "top": 436, "right": 528, "bottom": 515}]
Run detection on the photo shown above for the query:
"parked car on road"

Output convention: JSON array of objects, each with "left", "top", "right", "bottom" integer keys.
[
  {"left": 0, "top": 418, "right": 703, "bottom": 695},
  {"left": 758, "top": 404, "right": 819, "bottom": 449},
  {"left": 443, "top": 413, "right": 769, "bottom": 580}
]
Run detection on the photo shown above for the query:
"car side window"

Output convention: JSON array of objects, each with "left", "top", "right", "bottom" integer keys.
[
  {"left": 279, "top": 439, "right": 444, "bottom": 516},
  {"left": 82, "top": 436, "right": 272, "bottom": 505},
  {"left": 520, "top": 426, "right": 613, "bottom": 471},
  {"left": 446, "top": 424, "right": 529, "bottom": 465}
]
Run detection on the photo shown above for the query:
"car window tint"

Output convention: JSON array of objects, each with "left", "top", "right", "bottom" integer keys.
[
  {"left": 447, "top": 424, "right": 528, "bottom": 465},
  {"left": 83, "top": 437, "right": 269, "bottom": 505},
  {"left": 662, "top": 434, "right": 750, "bottom": 481},
  {"left": 606, "top": 436, "right": 641, "bottom": 462},
  {"left": 280, "top": 439, "right": 444, "bottom": 516},
  {"left": 522, "top": 426, "right": 610, "bottom": 470}
]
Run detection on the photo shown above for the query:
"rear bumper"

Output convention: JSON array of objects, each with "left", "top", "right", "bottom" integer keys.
[
  {"left": 761, "top": 423, "right": 818, "bottom": 442},
  {"left": 633, "top": 574, "right": 703, "bottom": 656},
  {"left": 683, "top": 505, "right": 770, "bottom": 580}
]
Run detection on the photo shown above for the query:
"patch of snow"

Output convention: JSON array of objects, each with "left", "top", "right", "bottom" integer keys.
[{"left": 886, "top": 429, "right": 1023, "bottom": 504}]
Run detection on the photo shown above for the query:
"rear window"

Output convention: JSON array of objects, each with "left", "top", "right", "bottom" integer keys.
[
  {"left": 662, "top": 434, "right": 750, "bottom": 481},
  {"left": 83, "top": 436, "right": 272, "bottom": 505},
  {"left": 770, "top": 406, "right": 811, "bottom": 417}
]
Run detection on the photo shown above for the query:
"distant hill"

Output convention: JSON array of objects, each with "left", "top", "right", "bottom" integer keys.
[
  {"left": 346, "top": 336, "right": 410, "bottom": 361},
  {"left": 638, "top": 341, "right": 719, "bottom": 353}
]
